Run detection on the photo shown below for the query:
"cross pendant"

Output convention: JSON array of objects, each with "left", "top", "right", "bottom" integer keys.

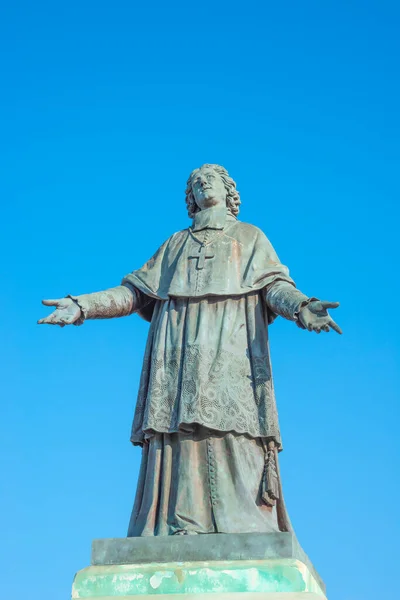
[{"left": 188, "top": 244, "right": 215, "bottom": 270}]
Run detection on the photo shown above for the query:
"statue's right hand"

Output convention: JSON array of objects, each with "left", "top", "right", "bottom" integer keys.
[{"left": 37, "top": 297, "right": 82, "bottom": 327}]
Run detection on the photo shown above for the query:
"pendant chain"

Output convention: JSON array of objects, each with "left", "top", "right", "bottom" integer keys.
[{"left": 188, "top": 227, "right": 225, "bottom": 247}]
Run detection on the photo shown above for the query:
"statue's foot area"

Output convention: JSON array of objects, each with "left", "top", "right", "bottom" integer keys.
[{"left": 128, "top": 430, "right": 280, "bottom": 536}]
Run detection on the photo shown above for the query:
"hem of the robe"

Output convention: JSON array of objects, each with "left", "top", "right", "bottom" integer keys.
[
  {"left": 130, "top": 422, "right": 282, "bottom": 449},
  {"left": 121, "top": 273, "right": 295, "bottom": 302}
]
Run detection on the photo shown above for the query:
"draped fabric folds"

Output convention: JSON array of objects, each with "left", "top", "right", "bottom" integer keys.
[{"left": 128, "top": 428, "right": 281, "bottom": 536}]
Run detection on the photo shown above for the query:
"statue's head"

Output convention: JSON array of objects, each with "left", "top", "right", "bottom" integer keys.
[{"left": 185, "top": 164, "right": 241, "bottom": 218}]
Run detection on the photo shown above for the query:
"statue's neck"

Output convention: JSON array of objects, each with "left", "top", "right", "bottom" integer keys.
[{"left": 191, "top": 206, "right": 235, "bottom": 232}]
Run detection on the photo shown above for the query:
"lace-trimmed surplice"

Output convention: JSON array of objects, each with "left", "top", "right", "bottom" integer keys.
[{"left": 130, "top": 291, "right": 282, "bottom": 445}]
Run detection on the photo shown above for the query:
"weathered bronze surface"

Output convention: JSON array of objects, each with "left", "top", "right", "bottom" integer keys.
[
  {"left": 91, "top": 532, "right": 326, "bottom": 595},
  {"left": 38, "top": 164, "right": 341, "bottom": 537}
]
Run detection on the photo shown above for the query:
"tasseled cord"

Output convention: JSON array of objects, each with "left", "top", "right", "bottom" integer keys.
[{"left": 262, "top": 440, "right": 280, "bottom": 507}]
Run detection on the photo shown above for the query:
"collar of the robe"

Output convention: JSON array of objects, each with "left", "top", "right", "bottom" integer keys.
[{"left": 191, "top": 206, "right": 236, "bottom": 232}]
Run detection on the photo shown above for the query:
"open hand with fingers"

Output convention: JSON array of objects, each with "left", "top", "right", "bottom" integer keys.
[
  {"left": 37, "top": 298, "right": 82, "bottom": 327},
  {"left": 298, "top": 300, "right": 342, "bottom": 334}
]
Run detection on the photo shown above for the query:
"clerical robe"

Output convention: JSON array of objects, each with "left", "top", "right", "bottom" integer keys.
[{"left": 122, "top": 208, "right": 308, "bottom": 536}]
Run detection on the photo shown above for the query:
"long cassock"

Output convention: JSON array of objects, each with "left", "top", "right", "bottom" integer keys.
[{"left": 122, "top": 206, "right": 310, "bottom": 536}]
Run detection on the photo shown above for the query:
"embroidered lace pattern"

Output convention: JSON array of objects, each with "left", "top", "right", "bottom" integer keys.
[{"left": 131, "top": 343, "right": 281, "bottom": 444}]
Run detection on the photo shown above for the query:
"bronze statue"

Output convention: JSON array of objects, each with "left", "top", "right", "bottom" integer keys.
[{"left": 39, "top": 164, "right": 341, "bottom": 537}]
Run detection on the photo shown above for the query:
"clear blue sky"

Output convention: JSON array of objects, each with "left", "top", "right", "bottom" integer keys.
[{"left": 1, "top": 2, "right": 399, "bottom": 599}]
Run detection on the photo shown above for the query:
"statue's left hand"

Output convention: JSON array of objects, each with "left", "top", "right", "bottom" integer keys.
[{"left": 298, "top": 300, "right": 342, "bottom": 334}]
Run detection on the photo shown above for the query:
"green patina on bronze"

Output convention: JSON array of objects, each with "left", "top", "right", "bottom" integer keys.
[{"left": 72, "top": 559, "right": 326, "bottom": 598}]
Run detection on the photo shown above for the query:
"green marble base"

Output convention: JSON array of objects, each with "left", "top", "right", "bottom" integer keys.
[{"left": 72, "top": 558, "right": 327, "bottom": 599}]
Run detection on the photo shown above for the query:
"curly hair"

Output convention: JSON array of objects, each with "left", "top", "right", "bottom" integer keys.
[{"left": 185, "top": 164, "right": 241, "bottom": 219}]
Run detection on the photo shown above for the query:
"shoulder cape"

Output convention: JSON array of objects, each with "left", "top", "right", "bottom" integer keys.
[{"left": 122, "top": 221, "right": 295, "bottom": 322}]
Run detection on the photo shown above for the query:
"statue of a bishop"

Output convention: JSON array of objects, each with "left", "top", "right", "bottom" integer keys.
[{"left": 39, "top": 164, "right": 341, "bottom": 537}]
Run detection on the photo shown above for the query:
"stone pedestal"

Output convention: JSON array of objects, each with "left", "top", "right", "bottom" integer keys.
[{"left": 72, "top": 533, "right": 327, "bottom": 599}]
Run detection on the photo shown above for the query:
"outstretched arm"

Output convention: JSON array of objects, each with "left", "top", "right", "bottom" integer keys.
[
  {"left": 38, "top": 285, "right": 144, "bottom": 327},
  {"left": 265, "top": 281, "right": 342, "bottom": 334}
]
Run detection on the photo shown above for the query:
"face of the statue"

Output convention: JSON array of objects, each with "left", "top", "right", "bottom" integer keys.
[{"left": 191, "top": 168, "right": 227, "bottom": 211}]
